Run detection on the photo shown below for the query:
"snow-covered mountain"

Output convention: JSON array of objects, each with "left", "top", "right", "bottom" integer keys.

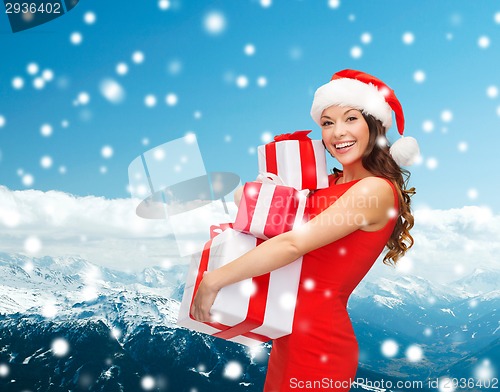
[{"left": 0, "top": 252, "right": 497, "bottom": 391}]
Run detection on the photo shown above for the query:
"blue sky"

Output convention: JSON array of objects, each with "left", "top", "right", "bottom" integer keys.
[{"left": 1, "top": 0, "right": 500, "bottom": 213}]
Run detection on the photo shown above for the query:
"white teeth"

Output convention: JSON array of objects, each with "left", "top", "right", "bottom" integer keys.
[{"left": 335, "top": 141, "right": 356, "bottom": 149}]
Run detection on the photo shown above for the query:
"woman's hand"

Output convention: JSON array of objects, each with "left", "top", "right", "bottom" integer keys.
[{"left": 190, "top": 272, "right": 220, "bottom": 322}]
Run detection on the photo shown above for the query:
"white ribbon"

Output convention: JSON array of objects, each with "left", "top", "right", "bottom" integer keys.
[{"left": 256, "top": 172, "right": 285, "bottom": 185}]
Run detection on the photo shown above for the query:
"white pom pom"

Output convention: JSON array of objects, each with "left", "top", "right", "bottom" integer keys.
[{"left": 389, "top": 136, "right": 420, "bottom": 166}]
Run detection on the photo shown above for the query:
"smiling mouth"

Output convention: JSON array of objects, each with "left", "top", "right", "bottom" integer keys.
[{"left": 334, "top": 141, "right": 356, "bottom": 150}]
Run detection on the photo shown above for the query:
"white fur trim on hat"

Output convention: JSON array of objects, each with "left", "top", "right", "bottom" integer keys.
[
  {"left": 310, "top": 78, "right": 393, "bottom": 129},
  {"left": 389, "top": 136, "right": 420, "bottom": 166}
]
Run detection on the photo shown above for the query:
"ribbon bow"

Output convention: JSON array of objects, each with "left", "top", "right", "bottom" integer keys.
[{"left": 273, "top": 130, "right": 312, "bottom": 142}]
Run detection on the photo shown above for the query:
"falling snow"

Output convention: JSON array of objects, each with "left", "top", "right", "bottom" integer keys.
[
  {"left": 165, "top": 93, "right": 178, "bottom": 106},
  {"left": 422, "top": 120, "right": 434, "bottom": 132},
  {"left": 328, "top": 0, "right": 340, "bottom": 9},
  {"left": 360, "top": 32, "right": 372, "bottom": 44},
  {"left": 441, "top": 110, "right": 453, "bottom": 122},
  {"left": 145, "top": 94, "right": 157, "bottom": 107},
  {"left": 413, "top": 70, "right": 426, "bottom": 83},
  {"left": 101, "top": 145, "right": 114, "bottom": 158},
  {"left": 244, "top": 43, "right": 256, "bottom": 56},
  {"left": 204, "top": 11, "right": 226, "bottom": 35},
  {"left": 223, "top": 361, "right": 243, "bottom": 379},
  {"left": 99, "top": 78, "right": 125, "bottom": 103},
  {"left": 381, "top": 339, "right": 398, "bottom": 357},
  {"left": 51, "top": 338, "right": 70, "bottom": 357},
  {"left": 84, "top": 11, "right": 96, "bottom": 24},
  {"left": 159, "top": 0, "right": 171, "bottom": 11},
  {"left": 402, "top": 32, "right": 415, "bottom": 44},
  {"left": 405, "top": 344, "right": 423, "bottom": 362},
  {"left": 478, "top": 36, "right": 490, "bottom": 49},
  {"left": 12, "top": 76, "right": 24, "bottom": 89},
  {"left": 116, "top": 62, "right": 128, "bottom": 75},
  {"left": 70, "top": 32, "right": 83, "bottom": 45},
  {"left": 486, "top": 85, "right": 498, "bottom": 98},
  {"left": 132, "top": 51, "right": 145, "bottom": 64},
  {"left": 350, "top": 46, "right": 362, "bottom": 59}
]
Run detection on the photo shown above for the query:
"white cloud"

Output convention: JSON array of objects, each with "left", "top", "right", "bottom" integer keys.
[
  {"left": 1, "top": 187, "right": 497, "bottom": 284},
  {"left": 0, "top": 187, "right": 237, "bottom": 271},
  {"left": 367, "top": 205, "right": 500, "bottom": 285}
]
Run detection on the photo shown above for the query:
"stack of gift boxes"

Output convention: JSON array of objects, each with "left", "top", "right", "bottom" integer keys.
[{"left": 177, "top": 130, "right": 329, "bottom": 346}]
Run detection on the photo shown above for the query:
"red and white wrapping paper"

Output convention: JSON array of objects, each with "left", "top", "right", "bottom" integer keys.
[
  {"left": 258, "top": 130, "right": 328, "bottom": 191},
  {"left": 176, "top": 225, "right": 303, "bottom": 346},
  {"left": 233, "top": 173, "right": 309, "bottom": 240}
]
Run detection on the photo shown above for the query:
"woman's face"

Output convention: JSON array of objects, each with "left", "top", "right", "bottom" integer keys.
[{"left": 320, "top": 105, "right": 370, "bottom": 167}]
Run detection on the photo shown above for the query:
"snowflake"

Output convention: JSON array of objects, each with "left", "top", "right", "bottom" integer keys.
[
  {"left": 52, "top": 338, "right": 70, "bottom": 357},
  {"left": 405, "top": 344, "right": 423, "bottom": 362},
  {"left": 158, "top": 0, "right": 170, "bottom": 11},
  {"left": 413, "top": 70, "right": 426, "bottom": 83},
  {"left": 141, "top": 375, "right": 155, "bottom": 390},
  {"left": 40, "top": 156, "right": 53, "bottom": 169},
  {"left": 27, "top": 62, "right": 39, "bottom": 75},
  {"left": 457, "top": 142, "right": 469, "bottom": 152},
  {"left": 257, "top": 76, "right": 267, "bottom": 87},
  {"left": 70, "top": 32, "right": 83, "bottom": 45},
  {"left": 132, "top": 51, "right": 145, "bottom": 64},
  {"left": 84, "top": 11, "right": 96, "bottom": 24},
  {"left": 478, "top": 36, "right": 490, "bottom": 49},
  {"left": 116, "top": 62, "right": 128, "bottom": 75},
  {"left": 350, "top": 46, "right": 362, "bottom": 59},
  {"left": 467, "top": 188, "right": 478, "bottom": 200},
  {"left": 99, "top": 78, "right": 125, "bottom": 103},
  {"left": 304, "top": 278, "right": 315, "bottom": 291},
  {"left": 42, "top": 69, "right": 54, "bottom": 81},
  {"left": 101, "top": 145, "right": 114, "bottom": 158},
  {"left": 203, "top": 11, "right": 226, "bottom": 35},
  {"left": 144, "top": 94, "right": 157, "bottom": 107},
  {"left": 244, "top": 43, "right": 256, "bottom": 56},
  {"left": 78, "top": 92, "right": 90, "bottom": 105},
  {"left": 260, "top": 0, "right": 272, "bottom": 8},
  {"left": 165, "top": 93, "right": 178, "bottom": 106},
  {"left": 360, "top": 32, "right": 372, "bottom": 44},
  {"left": 486, "top": 85, "right": 498, "bottom": 98},
  {"left": 24, "top": 235, "right": 41, "bottom": 254},
  {"left": 236, "top": 75, "right": 249, "bottom": 88},
  {"left": 402, "top": 32, "right": 415, "bottom": 45},
  {"left": 12, "top": 76, "right": 24, "bottom": 89},
  {"left": 328, "top": 0, "right": 340, "bottom": 9},
  {"left": 422, "top": 120, "right": 434, "bottom": 132},
  {"left": 223, "top": 361, "right": 243, "bottom": 379},
  {"left": 381, "top": 339, "right": 398, "bottom": 357},
  {"left": 441, "top": 110, "right": 453, "bottom": 122},
  {"left": 0, "top": 364, "right": 9, "bottom": 377},
  {"left": 33, "top": 77, "right": 45, "bottom": 89},
  {"left": 438, "top": 377, "right": 456, "bottom": 392}
]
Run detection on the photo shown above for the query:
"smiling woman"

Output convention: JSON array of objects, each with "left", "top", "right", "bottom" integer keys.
[{"left": 191, "top": 69, "right": 420, "bottom": 391}]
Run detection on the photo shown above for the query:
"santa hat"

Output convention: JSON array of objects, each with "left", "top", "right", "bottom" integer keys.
[{"left": 310, "top": 69, "right": 420, "bottom": 166}]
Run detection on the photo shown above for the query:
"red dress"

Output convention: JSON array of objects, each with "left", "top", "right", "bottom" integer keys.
[{"left": 263, "top": 174, "right": 398, "bottom": 391}]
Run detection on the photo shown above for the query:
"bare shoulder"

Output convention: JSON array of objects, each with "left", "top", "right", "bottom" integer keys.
[{"left": 350, "top": 176, "right": 394, "bottom": 200}]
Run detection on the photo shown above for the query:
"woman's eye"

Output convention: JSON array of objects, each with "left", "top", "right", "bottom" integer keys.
[
  {"left": 347, "top": 116, "right": 357, "bottom": 121},
  {"left": 322, "top": 120, "right": 333, "bottom": 126}
]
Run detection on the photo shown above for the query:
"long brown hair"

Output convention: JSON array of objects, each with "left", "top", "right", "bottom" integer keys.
[{"left": 332, "top": 113, "right": 416, "bottom": 266}]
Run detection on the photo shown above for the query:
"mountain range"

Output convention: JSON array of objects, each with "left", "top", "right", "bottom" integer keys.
[{"left": 0, "top": 252, "right": 497, "bottom": 391}]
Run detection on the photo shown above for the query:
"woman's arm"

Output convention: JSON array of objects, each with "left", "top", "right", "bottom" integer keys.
[{"left": 191, "top": 176, "right": 394, "bottom": 322}]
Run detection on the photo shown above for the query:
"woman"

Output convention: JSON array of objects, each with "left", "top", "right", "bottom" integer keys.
[{"left": 191, "top": 69, "right": 419, "bottom": 391}]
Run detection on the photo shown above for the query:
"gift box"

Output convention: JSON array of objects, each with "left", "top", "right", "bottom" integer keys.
[
  {"left": 176, "top": 225, "right": 303, "bottom": 346},
  {"left": 258, "top": 130, "right": 328, "bottom": 191},
  {"left": 233, "top": 173, "right": 308, "bottom": 240}
]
